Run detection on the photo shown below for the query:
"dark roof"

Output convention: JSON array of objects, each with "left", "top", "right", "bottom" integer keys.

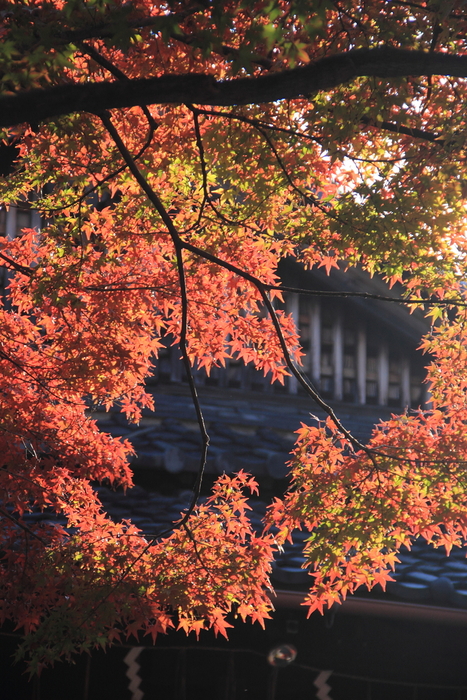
[
  {"left": 86, "top": 385, "right": 467, "bottom": 613},
  {"left": 20, "top": 384, "right": 466, "bottom": 613},
  {"left": 90, "top": 484, "right": 467, "bottom": 611},
  {"left": 21, "top": 470, "right": 467, "bottom": 612},
  {"left": 95, "top": 385, "right": 397, "bottom": 479}
]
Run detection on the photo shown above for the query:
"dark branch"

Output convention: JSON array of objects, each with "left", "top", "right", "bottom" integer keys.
[
  {"left": 271, "top": 284, "right": 467, "bottom": 307},
  {"left": 84, "top": 282, "right": 467, "bottom": 307},
  {"left": 389, "top": 0, "right": 467, "bottom": 20},
  {"left": 3, "top": 47, "right": 467, "bottom": 128},
  {"left": 0, "top": 507, "right": 46, "bottom": 545},
  {"left": 360, "top": 116, "right": 443, "bottom": 144},
  {"left": 98, "top": 111, "right": 369, "bottom": 456},
  {"left": 99, "top": 111, "right": 210, "bottom": 525},
  {"left": 51, "top": 12, "right": 191, "bottom": 44},
  {"left": 0, "top": 251, "right": 33, "bottom": 276}
]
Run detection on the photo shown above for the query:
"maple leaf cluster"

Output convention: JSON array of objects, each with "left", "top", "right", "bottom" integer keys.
[
  {"left": 8, "top": 472, "right": 275, "bottom": 674},
  {"left": 1, "top": 0, "right": 467, "bottom": 670}
]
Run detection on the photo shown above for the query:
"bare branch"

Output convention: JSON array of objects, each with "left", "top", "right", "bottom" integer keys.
[
  {"left": 4, "top": 48, "right": 467, "bottom": 128},
  {"left": 360, "top": 115, "right": 443, "bottom": 144},
  {"left": 49, "top": 12, "right": 192, "bottom": 44},
  {"left": 99, "top": 111, "right": 209, "bottom": 523},
  {"left": 0, "top": 252, "right": 33, "bottom": 276},
  {"left": 85, "top": 281, "right": 467, "bottom": 307},
  {"left": 271, "top": 284, "right": 467, "bottom": 307},
  {"left": 0, "top": 507, "right": 46, "bottom": 545}
]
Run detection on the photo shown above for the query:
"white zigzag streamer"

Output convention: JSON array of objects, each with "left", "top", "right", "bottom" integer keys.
[
  {"left": 124, "top": 646, "right": 144, "bottom": 700},
  {"left": 314, "top": 670, "right": 333, "bottom": 700}
]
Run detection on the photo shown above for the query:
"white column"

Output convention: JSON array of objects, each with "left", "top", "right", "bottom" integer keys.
[
  {"left": 401, "top": 356, "right": 411, "bottom": 408},
  {"left": 286, "top": 294, "right": 299, "bottom": 394},
  {"left": 333, "top": 311, "right": 343, "bottom": 401},
  {"left": 170, "top": 344, "right": 182, "bottom": 382},
  {"left": 378, "top": 342, "right": 389, "bottom": 406},
  {"left": 357, "top": 325, "right": 367, "bottom": 405},
  {"left": 31, "top": 210, "right": 41, "bottom": 232},
  {"left": 422, "top": 381, "right": 433, "bottom": 410},
  {"left": 5, "top": 206, "right": 16, "bottom": 240},
  {"left": 310, "top": 299, "right": 321, "bottom": 387}
]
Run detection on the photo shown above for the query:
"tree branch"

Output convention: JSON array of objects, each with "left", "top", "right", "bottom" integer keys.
[
  {"left": 99, "top": 111, "right": 210, "bottom": 523},
  {"left": 269, "top": 284, "right": 467, "bottom": 307},
  {"left": 97, "top": 111, "right": 370, "bottom": 457},
  {"left": 84, "top": 282, "right": 467, "bottom": 307},
  {"left": 360, "top": 115, "right": 443, "bottom": 144},
  {"left": 0, "top": 251, "right": 33, "bottom": 276},
  {"left": 50, "top": 12, "right": 192, "bottom": 44},
  {"left": 3, "top": 47, "right": 467, "bottom": 128},
  {"left": 0, "top": 507, "right": 46, "bottom": 545}
]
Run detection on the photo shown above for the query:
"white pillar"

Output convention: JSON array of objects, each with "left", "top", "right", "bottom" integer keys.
[
  {"left": 333, "top": 311, "right": 343, "bottom": 401},
  {"left": 170, "top": 344, "right": 182, "bottom": 382},
  {"left": 31, "top": 210, "right": 41, "bottom": 232},
  {"left": 5, "top": 206, "right": 16, "bottom": 240},
  {"left": 378, "top": 342, "right": 389, "bottom": 406},
  {"left": 401, "top": 356, "right": 411, "bottom": 408},
  {"left": 422, "top": 381, "right": 433, "bottom": 410},
  {"left": 285, "top": 294, "right": 299, "bottom": 394},
  {"left": 357, "top": 325, "right": 367, "bottom": 405},
  {"left": 310, "top": 299, "right": 321, "bottom": 387}
]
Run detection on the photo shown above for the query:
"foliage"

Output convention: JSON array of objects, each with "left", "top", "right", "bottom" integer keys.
[{"left": 1, "top": 0, "right": 467, "bottom": 671}]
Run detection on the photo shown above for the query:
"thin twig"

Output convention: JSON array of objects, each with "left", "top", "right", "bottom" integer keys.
[
  {"left": 0, "top": 252, "right": 33, "bottom": 276},
  {"left": 191, "top": 107, "right": 438, "bottom": 159},
  {"left": 172, "top": 241, "right": 210, "bottom": 512},
  {"left": 83, "top": 281, "right": 467, "bottom": 308},
  {"left": 360, "top": 116, "right": 443, "bottom": 144},
  {"left": 0, "top": 507, "right": 46, "bottom": 544},
  {"left": 250, "top": 119, "right": 319, "bottom": 205},
  {"left": 0, "top": 466, "right": 63, "bottom": 497},
  {"left": 182, "top": 523, "right": 215, "bottom": 581},
  {"left": 98, "top": 111, "right": 210, "bottom": 521},
  {"left": 191, "top": 106, "right": 322, "bottom": 146},
  {"left": 272, "top": 284, "right": 467, "bottom": 307},
  {"left": 188, "top": 105, "right": 266, "bottom": 228},
  {"left": 190, "top": 107, "right": 209, "bottom": 225}
]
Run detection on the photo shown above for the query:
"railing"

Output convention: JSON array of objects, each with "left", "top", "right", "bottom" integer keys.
[{"left": 153, "top": 291, "right": 427, "bottom": 409}]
